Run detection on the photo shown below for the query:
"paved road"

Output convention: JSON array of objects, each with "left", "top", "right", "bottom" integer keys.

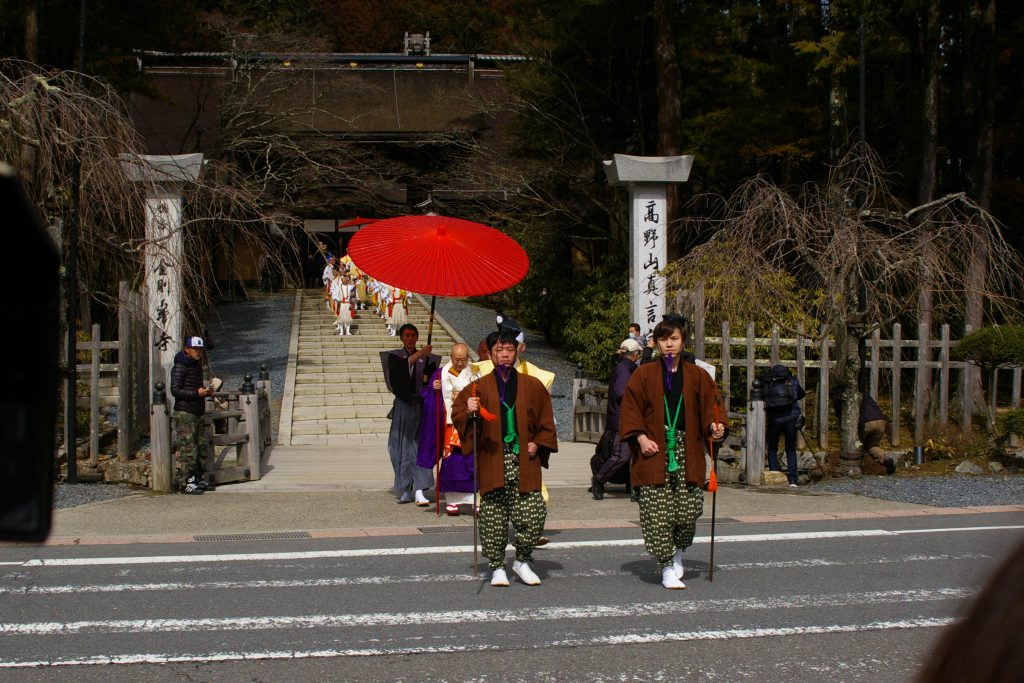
[{"left": 3, "top": 512, "right": 1021, "bottom": 681}]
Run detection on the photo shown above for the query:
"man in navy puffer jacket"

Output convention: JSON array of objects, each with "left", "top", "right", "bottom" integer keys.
[{"left": 171, "top": 336, "right": 211, "bottom": 493}]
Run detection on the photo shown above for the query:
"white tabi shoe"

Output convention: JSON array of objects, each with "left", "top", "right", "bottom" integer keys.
[
  {"left": 414, "top": 490, "right": 430, "bottom": 507},
  {"left": 512, "top": 560, "right": 541, "bottom": 586},
  {"left": 672, "top": 549, "right": 684, "bottom": 580},
  {"left": 662, "top": 565, "right": 686, "bottom": 590},
  {"left": 490, "top": 568, "right": 510, "bottom": 587}
]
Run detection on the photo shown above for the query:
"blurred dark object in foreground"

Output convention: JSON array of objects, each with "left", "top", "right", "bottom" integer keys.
[{"left": 0, "top": 163, "right": 58, "bottom": 542}]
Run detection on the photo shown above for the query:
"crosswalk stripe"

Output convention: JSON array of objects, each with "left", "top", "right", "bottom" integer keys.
[
  {"left": 0, "top": 587, "right": 971, "bottom": 635},
  {"left": 0, "top": 552, "right": 988, "bottom": 596},
  {"left": 0, "top": 617, "right": 954, "bottom": 668},
  {"left": 15, "top": 525, "right": 1022, "bottom": 567}
]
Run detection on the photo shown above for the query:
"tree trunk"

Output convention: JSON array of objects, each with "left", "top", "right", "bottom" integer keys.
[
  {"left": 24, "top": 2, "right": 39, "bottom": 62},
  {"left": 837, "top": 270, "right": 863, "bottom": 475},
  {"left": 652, "top": 0, "right": 683, "bottom": 258},
  {"left": 915, "top": 0, "right": 941, "bottom": 427},
  {"left": 965, "top": 0, "right": 995, "bottom": 419}
]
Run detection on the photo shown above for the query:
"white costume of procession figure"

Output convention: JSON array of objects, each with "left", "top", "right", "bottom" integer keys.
[
  {"left": 321, "top": 258, "right": 335, "bottom": 301},
  {"left": 331, "top": 275, "right": 355, "bottom": 336},
  {"left": 440, "top": 349, "right": 477, "bottom": 508},
  {"left": 389, "top": 288, "right": 409, "bottom": 333}
]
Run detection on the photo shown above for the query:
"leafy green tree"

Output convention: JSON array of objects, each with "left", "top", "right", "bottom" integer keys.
[{"left": 953, "top": 325, "right": 1024, "bottom": 431}]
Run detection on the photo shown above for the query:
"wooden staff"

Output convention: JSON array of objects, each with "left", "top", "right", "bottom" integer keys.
[
  {"left": 470, "top": 381, "right": 480, "bottom": 575},
  {"left": 708, "top": 394, "right": 723, "bottom": 581}
]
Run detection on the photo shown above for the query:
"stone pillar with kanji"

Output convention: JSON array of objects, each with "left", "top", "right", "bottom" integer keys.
[
  {"left": 603, "top": 154, "right": 694, "bottom": 341},
  {"left": 120, "top": 154, "right": 204, "bottom": 394}
]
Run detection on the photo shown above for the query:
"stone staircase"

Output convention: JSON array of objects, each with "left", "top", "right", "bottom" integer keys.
[{"left": 285, "top": 290, "right": 456, "bottom": 447}]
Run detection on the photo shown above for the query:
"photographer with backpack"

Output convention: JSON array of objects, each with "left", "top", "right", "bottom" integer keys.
[{"left": 762, "top": 364, "right": 806, "bottom": 488}]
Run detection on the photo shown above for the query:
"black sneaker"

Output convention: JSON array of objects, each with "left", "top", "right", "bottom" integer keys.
[
  {"left": 884, "top": 457, "right": 896, "bottom": 475},
  {"left": 182, "top": 480, "right": 204, "bottom": 495},
  {"left": 187, "top": 474, "right": 211, "bottom": 492}
]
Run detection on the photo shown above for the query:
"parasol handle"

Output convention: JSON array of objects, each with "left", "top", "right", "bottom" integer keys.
[{"left": 427, "top": 296, "right": 436, "bottom": 345}]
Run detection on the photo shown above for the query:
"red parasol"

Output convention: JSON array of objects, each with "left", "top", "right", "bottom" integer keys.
[
  {"left": 349, "top": 214, "right": 528, "bottom": 345},
  {"left": 347, "top": 214, "right": 528, "bottom": 299},
  {"left": 336, "top": 216, "right": 378, "bottom": 229}
]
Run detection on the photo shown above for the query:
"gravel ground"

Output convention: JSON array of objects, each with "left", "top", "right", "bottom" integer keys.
[
  {"left": 54, "top": 483, "right": 139, "bottom": 509},
  {"left": 205, "top": 290, "right": 293, "bottom": 406},
  {"left": 434, "top": 297, "right": 577, "bottom": 440},
  {"left": 813, "top": 475, "right": 1024, "bottom": 508}
]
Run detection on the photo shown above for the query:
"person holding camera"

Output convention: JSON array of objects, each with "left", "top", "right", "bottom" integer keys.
[
  {"left": 171, "top": 336, "right": 213, "bottom": 494},
  {"left": 761, "top": 364, "right": 806, "bottom": 488}
]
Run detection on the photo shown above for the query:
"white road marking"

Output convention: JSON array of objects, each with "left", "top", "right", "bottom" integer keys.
[
  {"left": 0, "top": 587, "right": 971, "bottom": 635},
  {"left": 0, "top": 553, "right": 987, "bottom": 596},
  {"left": 0, "top": 618, "right": 954, "bottom": 668},
  {"left": 12, "top": 524, "right": 1021, "bottom": 567}
]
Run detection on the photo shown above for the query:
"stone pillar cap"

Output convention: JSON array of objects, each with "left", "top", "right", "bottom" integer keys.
[
  {"left": 603, "top": 153, "right": 693, "bottom": 185},
  {"left": 119, "top": 153, "right": 205, "bottom": 184}
]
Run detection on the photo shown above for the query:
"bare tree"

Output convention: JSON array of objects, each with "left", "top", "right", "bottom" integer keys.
[
  {"left": 0, "top": 58, "right": 300, "bottom": 334},
  {"left": 665, "top": 144, "right": 1023, "bottom": 473}
]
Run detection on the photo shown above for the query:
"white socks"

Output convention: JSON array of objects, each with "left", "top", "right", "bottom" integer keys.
[
  {"left": 490, "top": 568, "right": 509, "bottom": 587},
  {"left": 673, "top": 549, "right": 684, "bottom": 579},
  {"left": 512, "top": 560, "right": 541, "bottom": 586},
  {"left": 662, "top": 565, "right": 686, "bottom": 589}
]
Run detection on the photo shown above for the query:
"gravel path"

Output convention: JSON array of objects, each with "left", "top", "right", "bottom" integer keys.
[
  {"left": 54, "top": 483, "right": 139, "bottom": 509},
  {"left": 814, "top": 475, "right": 1024, "bottom": 508},
  {"left": 205, "top": 290, "right": 294, "bottom": 406}
]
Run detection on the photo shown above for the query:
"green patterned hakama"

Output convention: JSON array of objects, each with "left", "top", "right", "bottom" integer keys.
[
  {"left": 479, "top": 443, "right": 547, "bottom": 570},
  {"left": 635, "top": 429, "right": 704, "bottom": 568}
]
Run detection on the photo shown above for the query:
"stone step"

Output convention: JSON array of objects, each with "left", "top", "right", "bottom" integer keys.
[
  {"left": 285, "top": 290, "right": 460, "bottom": 445},
  {"left": 291, "top": 384, "right": 389, "bottom": 396},
  {"left": 291, "top": 404, "right": 392, "bottom": 420},
  {"left": 293, "top": 394, "right": 395, "bottom": 407},
  {"left": 290, "top": 419, "right": 391, "bottom": 436}
]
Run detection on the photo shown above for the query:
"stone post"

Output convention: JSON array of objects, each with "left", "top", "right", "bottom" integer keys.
[
  {"left": 150, "top": 381, "right": 172, "bottom": 493},
  {"left": 602, "top": 154, "right": 694, "bottom": 341},
  {"left": 746, "top": 379, "right": 766, "bottom": 486},
  {"left": 240, "top": 373, "right": 261, "bottom": 480},
  {"left": 120, "top": 153, "right": 204, "bottom": 397}
]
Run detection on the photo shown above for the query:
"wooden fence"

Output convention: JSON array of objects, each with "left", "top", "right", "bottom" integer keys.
[
  {"left": 574, "top": 321, "right": 1023, "bottom": 450},
  {"left": 70, "top": 283, "right": 150, "bottom": 464}
]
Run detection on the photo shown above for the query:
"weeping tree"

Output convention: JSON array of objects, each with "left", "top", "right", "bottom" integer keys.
[
  {"left": 1, "top": 57, "right": 306, "bottom": 464},
  {"left": 666, "top": 144, "right": 1023, "bottom": 474},
  {"left": 0, "top": 58, "right": 301, "bottom": 334}
]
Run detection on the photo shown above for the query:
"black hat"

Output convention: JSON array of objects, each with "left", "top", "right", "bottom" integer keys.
[
  {"left": 496, "top": 315, "right": 525, "bottom": 343},
  {"left": 662, "top": 312, "right": 687, "bottom": 326}
]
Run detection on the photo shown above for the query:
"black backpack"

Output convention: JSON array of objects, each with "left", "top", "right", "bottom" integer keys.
[{"left": 763, "top": 375, "right": 795, "bottom": 409}]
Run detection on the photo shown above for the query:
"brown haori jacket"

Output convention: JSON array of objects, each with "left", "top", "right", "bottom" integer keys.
[
  {"left": 451, "top": 369, "right": 558, "bottom": 495},
  {"left": 619, "top": 359, "right": 725, "bottom": 488}
]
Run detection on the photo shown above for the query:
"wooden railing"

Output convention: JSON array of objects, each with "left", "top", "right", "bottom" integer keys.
[{"left": 149, "top": 370, "right": 272, "bottom": 492}]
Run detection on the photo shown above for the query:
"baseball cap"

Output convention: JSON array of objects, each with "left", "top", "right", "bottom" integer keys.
[
  {"left": 184, "top": 336, "right": 205, "bottom": 348},
  {"left": 619, "top": 338, "right": 642, "bottom": 353}
]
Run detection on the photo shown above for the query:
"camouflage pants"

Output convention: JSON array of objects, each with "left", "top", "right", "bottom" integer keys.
[
  {"left": 479, "top": 444, "right": 546, "bottom": 570},
  {"left": 636, "top": 470, "right": 704, "bottom": 568},
  {"left": 173, "top": 411, "right": 204, "bottom": 477}
]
